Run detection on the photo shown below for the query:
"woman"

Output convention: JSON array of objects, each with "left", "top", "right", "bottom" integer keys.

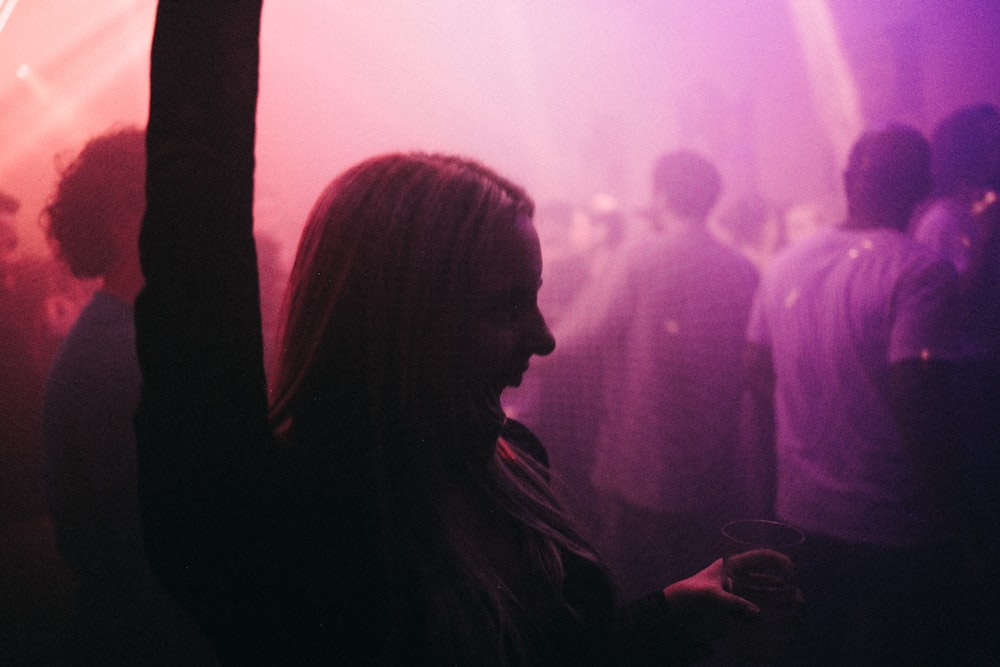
[{"left": 137, "top": 2, "right": 757, "bottom": 664}]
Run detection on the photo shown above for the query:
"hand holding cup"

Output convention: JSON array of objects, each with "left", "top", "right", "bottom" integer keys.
[{"left": 720, "top": 520, "right": 804, "bottom": 665}]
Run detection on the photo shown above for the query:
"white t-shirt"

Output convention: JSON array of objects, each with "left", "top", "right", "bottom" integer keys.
[{"left": 747, "top": 227, "right": 961, "bottom": 547}]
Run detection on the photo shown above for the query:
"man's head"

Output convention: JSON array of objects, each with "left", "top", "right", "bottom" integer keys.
[
  {"left": 930, "top": 103, "right": 1000, "bottom": 196},
  {"left": 44, "top": 126, "right": 146, "bottom": 280},
  {"left": 843, "top": 124, "right": 933, "bottom": 231},
  {"left": 651, "top": 150, "right": 722, "bottom": 225}
]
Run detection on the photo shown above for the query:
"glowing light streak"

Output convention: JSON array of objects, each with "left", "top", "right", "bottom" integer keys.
[
  {"left": 14, "top": 63, "right": 51, "bottom": 102},
  {"left": 784, "top": 288, "right": 801, "bottom": 309},
  {"left": 0, "top": 0, "right": 20, "bottom": 38},
  {"left": 788, "top": 0, "right": 863, "bottom": 168},
  {"left": 0, "top": 1, "right": 154, "bottom": 181}
]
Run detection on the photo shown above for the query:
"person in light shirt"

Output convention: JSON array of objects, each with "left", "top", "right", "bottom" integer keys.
[{"left": 745, "top": 124, "right": 978, "bottom": 664}]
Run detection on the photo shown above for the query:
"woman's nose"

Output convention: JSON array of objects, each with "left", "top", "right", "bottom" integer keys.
[{"left": 529, "top": 307, "right": 556, "bottom": 357}]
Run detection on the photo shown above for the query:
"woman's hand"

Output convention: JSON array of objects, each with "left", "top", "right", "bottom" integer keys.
[{"left": 661, "top": 558, "right": 760, "bottom": 643}]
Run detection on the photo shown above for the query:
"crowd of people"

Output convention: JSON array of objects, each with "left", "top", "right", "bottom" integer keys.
[
  {"left": 0, "top": 1, "right": 997, "bottom": 664},
  {"left": 509, "top": 113, "right": 999, "bottom": 664}
]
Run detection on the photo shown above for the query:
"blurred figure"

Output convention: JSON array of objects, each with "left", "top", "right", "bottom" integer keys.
[
  {"left": 0, "top": 189, "right": 17, "bottom": 252},
  {"left": 910, "top": 102, "right": 1000, "bottom": 659},
  {"left": 528, "top": 195, "right": 629, "bottom": 331},
  {"left": 782, "top": 198, "right": 838, "bottom": 247},
  {"left": 583, "top": 193, "right": 630, "bottom": 275},
  {"left": 43, "top": 126, "right": 214, "bottom": 665},
  {"left": 587, "top": 150, "right": 759, "bottom": 598},
  {"left": 745, "top": 125, "right": 974, "bottom": 664},
  {"left": 0, "top": 190, "right": 78, "bottom": 665},
  {"left": 504, "top": 194, "right": 631, "bottom": 543},
  {"left": 911, "top": 103, "right": 1000, "bottom": 398},
  {"left": 0, "top": 191, "right": 72, "bottom": 523},
  {"left": 531, "top": 200, "right": 592, "bottom": 328},
  {"left": 713, "top": 191, "right": 785, "bottom": 271},
  {"left": 912, "top": 104, "right": 1000, "bottom": 284},
  {"left": 0, "top": 190, "right": 45, "bottom": 525}
]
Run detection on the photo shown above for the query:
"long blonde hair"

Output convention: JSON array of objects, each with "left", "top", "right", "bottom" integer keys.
[{"left": 269, "top": 153, "right": 612, "bottom": 662}]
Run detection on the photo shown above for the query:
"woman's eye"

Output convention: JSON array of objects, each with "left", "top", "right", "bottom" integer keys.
[
  {"left": 495, "top": 299, "right": 520, "bottom": 320},
  {"left": 491, "top": 291, "right": 531, "bottom": 322}
]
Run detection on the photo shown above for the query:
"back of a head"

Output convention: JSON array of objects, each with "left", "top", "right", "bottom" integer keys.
[
  {"left": 45, "top": 126, "right": 146, "bottom": 279},
  {"left": 844, "top": 124, "right": 933, "bottom": 229},
  {"left": 930, "top": 103, "right": 1000, "bottom": 195},
  {"left": 651, "top": 150, "right": 722, "bottom": 223}
]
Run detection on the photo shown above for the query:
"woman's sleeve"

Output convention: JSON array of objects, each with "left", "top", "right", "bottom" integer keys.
[{"left": 134, "top": 0, "right": 272, "bottom": 654}]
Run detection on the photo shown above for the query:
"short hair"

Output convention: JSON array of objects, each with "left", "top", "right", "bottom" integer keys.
[
  {"left": 44, "top": 126, "right": 146, "bottom": 278},
  {"left": 651, "top": 150, "right": 722, "bottom": 222},
  {"left": 930, "top": 103, "right": 1000, "bottom": 195},
  {"left": 844, "top": 124, "right": 932, "bottom": 228}
]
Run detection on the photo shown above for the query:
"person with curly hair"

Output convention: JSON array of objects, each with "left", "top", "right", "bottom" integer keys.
[{"left": 43, "top": 126, "right": 214, "bottom": 664}]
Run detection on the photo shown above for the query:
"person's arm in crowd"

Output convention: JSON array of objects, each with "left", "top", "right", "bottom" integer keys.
[{"left": 135, "top": 1, "right": 270, "bottom": 659}]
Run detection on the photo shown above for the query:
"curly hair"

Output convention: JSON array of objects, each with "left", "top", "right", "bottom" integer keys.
[{"left": 44, "top": 126, "right": 145, "bottom": 278}]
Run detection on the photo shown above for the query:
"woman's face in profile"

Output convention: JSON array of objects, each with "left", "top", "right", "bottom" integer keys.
[{"left": 461, "top": 216, "right": 556, "bottom": 396}]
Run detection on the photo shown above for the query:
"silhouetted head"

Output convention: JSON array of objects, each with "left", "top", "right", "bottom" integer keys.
[
  {"left": 651, "top": 150, "right": 722, "bottom": 224},
  {"left": 930, "top": 103, "right": 1000, "bottom": 196},
  {"left": 44, "top": 126, "right": 146, "bottom": 279},
  {"left": 843, "top": 124, "right": 932, "bottom": 231},
  {"left": 271, "top": 153, "right": 555, "bottom": 471}
]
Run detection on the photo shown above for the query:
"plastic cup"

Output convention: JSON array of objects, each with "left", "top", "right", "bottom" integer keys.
[{"left": 720, "top": 519, "right": 805, "bottom": 665}]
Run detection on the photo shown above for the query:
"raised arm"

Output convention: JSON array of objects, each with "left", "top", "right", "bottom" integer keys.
[
  {"left": 135, "top": 1, "right": 271, "bottom": 659},
  {"left": 140, "top": 1, "right": 265, "bottom": 402}
]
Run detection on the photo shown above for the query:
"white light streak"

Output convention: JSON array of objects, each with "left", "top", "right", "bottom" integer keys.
[
  {"left": 0, "top": 0, "right": 20, "bottom": 38},
  {"left": 788, "top": 0, "right": 863, "bottom": 168}
]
